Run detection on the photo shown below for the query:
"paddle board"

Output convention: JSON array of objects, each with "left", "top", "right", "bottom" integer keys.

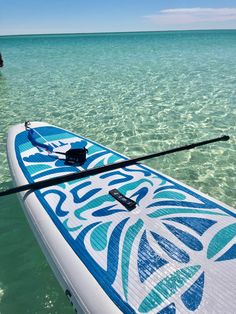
[{"left": 7, "top": 121, "right": 236, "bottom": 313}]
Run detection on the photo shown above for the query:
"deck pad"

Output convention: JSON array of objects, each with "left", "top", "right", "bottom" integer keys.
[{"left": 11, "top": 123, "right": 236, "bottom": 313}]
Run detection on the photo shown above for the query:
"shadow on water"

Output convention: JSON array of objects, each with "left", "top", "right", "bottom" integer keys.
[
  {"left": 0, "top": 182, "right": 74, "bottom": 313},
  {"left": 0, "top": 72, "right": 8, "bottom": 89},
  {"left": 0, "top": 70, "right": 6, "bottom": 80},
  {"left": 0, "top": 71, "right": 9, "bottom": 107}
]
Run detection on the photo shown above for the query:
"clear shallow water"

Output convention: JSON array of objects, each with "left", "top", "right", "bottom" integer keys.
[{"left": 0, "top": 30, "right": 235, "bottom": 313}]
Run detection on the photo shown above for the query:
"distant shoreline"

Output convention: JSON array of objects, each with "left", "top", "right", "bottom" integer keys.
[{"left": 0, "top": 28, "right": 235, "bottom": 38}]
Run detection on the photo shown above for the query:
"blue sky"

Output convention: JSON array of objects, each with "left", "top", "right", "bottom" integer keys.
[{"left": 0, "top": 0, "right": 236, "bottom": 35}]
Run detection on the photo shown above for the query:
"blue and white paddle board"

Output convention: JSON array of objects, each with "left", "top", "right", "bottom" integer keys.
[{"left": 7, "top": 121, "right": 236, "bottom": 313}]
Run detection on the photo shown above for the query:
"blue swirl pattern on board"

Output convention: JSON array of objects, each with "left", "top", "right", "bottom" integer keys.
[
  {"left": 138, "top": 231, "right": 168, "bottom": 283},
  {"left": 181, "top": 272, "right": 205, "bottom": 311},
  {"left": 15, "top": 126, "right": 236, "bottom": 314}
]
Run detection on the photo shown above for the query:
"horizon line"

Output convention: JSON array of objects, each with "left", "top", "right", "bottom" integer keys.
[{"left": 0, "top": 28, "right": 236, "bottom": 38}]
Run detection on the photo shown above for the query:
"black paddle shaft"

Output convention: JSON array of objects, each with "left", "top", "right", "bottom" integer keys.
[{"left": 0, "top": 135, "right": 229, "bottom": 197}]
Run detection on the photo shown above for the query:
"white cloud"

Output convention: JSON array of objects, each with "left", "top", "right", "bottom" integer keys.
[{"left": 144, "top": 8, "right": 236, "bottom": 29}]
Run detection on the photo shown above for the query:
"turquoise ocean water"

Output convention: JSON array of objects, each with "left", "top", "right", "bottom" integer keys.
[{"left": 0, "top": 30, "right": 235, "bottom": 313}]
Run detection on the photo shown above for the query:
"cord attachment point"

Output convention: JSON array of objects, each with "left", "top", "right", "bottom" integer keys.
[{"left": 24, "top": 121, "right": 31, "bottom": 130}]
